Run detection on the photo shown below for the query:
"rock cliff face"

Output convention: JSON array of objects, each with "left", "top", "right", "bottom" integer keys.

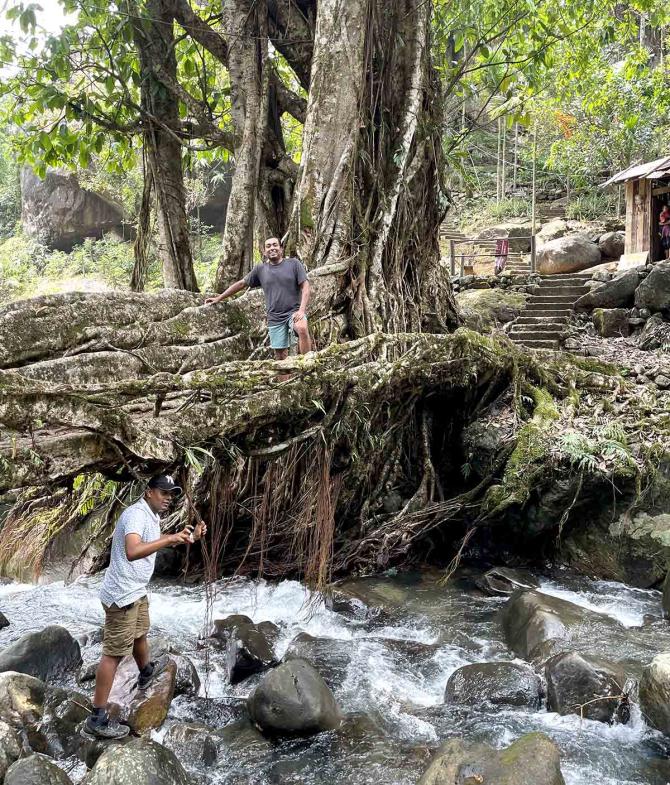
[{"left": 20, "top": 168, "right": 126, "bottom": 251}]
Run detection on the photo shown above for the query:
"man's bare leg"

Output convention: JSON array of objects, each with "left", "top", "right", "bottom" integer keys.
[
  {"left": 132, "top": 634, "right": 150, "bottom": 671},
  {"left": 294, "top": 320, "right": 312, "bottom": 354},
  {"left": 274, "top": 348, "right": 289, "bottom": 360},
  {"left": 92, "top": 654, "right": 122, "bottom": 708}
]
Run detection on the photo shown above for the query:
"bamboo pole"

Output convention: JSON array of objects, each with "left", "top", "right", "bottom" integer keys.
[
  {"left": 513, "top": 123, "right": 519, "bottom": 191},
  {"left": 450, "top": 239, "right": 456, "bottom": 276},
  {"left": 531, "top": 121, "right": 538, "bottom": 273}
]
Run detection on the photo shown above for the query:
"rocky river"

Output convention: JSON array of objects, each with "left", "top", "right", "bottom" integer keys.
[{"left": 1, "top": 568, "right": 670, "bottom": 784}]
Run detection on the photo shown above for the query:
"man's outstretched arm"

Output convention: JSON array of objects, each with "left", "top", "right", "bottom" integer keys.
[{"left": 205, "top": 279, "right": 248, "bottom": 305}]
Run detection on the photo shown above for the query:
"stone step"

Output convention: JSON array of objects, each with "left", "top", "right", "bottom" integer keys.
[
  {"left": 534, "top": 285, "right": 589, "bottom": 296},
  {"left": 529, "top": 293, "right": 580, "bottom": 302},
  {"left": 539, "top": 273, "right": 593, "bottom": 281},
  {"left": 509, "top": 330, "right": 564, "bottom": 341},
  {"left": 516, "top": 310, "right": 572, "bottom": 316},
  {"left": 510, "top": 321, "right": 567, "bottom": 331},
  {"left": 510, "top": 338, "right": 560, "bottom": 349}
]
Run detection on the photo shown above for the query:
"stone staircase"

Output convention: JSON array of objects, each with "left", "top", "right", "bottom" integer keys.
[
  {"left": 440, "top": 218, "right": 532, "bottom": 275},
  {"left": 508, "top": 273, "right": 592, "bottom": 350}
]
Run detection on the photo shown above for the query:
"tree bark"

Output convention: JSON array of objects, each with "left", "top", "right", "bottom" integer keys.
[
  {"left": 130, "top": 0, "right": 199, "bottom": 291},
  {"left": 216, "top": 0, "right": 271, "bottom": 288}
]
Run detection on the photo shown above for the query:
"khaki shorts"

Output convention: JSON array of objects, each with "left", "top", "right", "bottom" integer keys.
[{"left": 102, "top": 595, "right": 150, "bottom": 657}]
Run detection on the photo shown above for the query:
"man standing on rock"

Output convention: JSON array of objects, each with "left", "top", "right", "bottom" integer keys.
[
  {"left": 205, "top": 237, "right": 312, "bottom": 358},
  {"left": 83, "top": 474, "right": 206, "bottom": 740}
]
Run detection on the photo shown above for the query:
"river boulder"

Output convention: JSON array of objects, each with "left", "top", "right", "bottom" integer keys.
[
  {"left": 635, "top": 260, "right": 670, "bottom": 315},
  {"left": 418, "top": 732, "right": 565, "bottom": 785},
  {"left": 226, "top": 623, "right": 278, "bottom": 685},
  {"left": 4, "top": 753, "right": 73, "bottom": 785},
  {"left": 476, "top": 567, "right": 539, "bottom": 596},
  {"left": 210, "top": 614, "right": 254, "bottom": 641},
  {"left": 598, "top": 231, "right": 625, "bottom": 259},
  {"left": 501, "top": 590, "right": 601, "bottom": 661},
  {"left": 164, "top": 721, "right": 219, "bottom": 766},
  {"left": 0, "top": 612, "right": 9, "bottom": 630},
  {"left": 574, "top": 269, "right": 639, "bottom": 311},
  {"left": 0, "top": 721, "right": 21, "bottom": 779},
  {"left": 545, "top": 652, "right": 624, "bottom": 723},
  {"left": 173, "top": 654, "right": 201, "bottom": 697},
  {"left": 34, "top": 687, "right": 91, "bottom": 758},
  {"left": 283, "top": 633, "right": 353, "bottom": 690},
  {"left": 248, "top": 658, "right": 343, "bottom": 737},
  {"left": 444, "top": 661, "right": 542, "bottom": 708},
  {"left": 83, "top": 738, "right": 190, "bottom": 785},
  {"left": 127, "top": 659, "right": 177, "bottom": 732},
  {"left": 0, "top": 626, "right": 81, "bottom": 682},
  {"left": 537, "top": 234, "right": 602, "bottom": 275},
  {"left": 0, "top": 672, "right": 45, "bottom": 732},
  {"left": 20, "top": 167, "right": 126, "bottom": 251},
  {"left": 640, "top": 652, "right": 670, "bottom": 736}
]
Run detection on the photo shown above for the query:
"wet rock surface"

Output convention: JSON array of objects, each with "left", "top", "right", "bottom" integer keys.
[
  {"left": 640, "top": 651, "right": 670, "bottom": 736},
  {"left": 83, "top": 737, "right": 191, "bottom": 785},
  {"left": 4, "top": 752, "right": 74, "bottom": 785},
  {"left": 545, "top": 652, "right": 624, "bottom": 723},
  {"left": 0, "top": 626, "right": 81, "bottom": 681},
  {"left": 419, "top": 732, "right": 566, "bottom": 785},
  {"left": 0, "top": 720, "right": 21, "bottom": 779},
  {"left": 248, "top": 658, "right": 343, "bottom": 737},
  {"left": 444, "top": 661, "right": 542, "bottom": 708},
  {"left": 476, "top": 567, "right": 539, "bottom": 596},
  {"left": 226, "top": 622, "right": 278, "bottom": 684}
]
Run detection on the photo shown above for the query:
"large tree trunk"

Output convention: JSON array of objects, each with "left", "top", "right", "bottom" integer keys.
[
  {"left": 131, "top": 0, "right": 199, "bottom": 291},
  {"left": 284, "top": 0, "right": 457, "bottom": 335},
  {"left": 216, "top": 0, "right": 271, "bottom": 288}
]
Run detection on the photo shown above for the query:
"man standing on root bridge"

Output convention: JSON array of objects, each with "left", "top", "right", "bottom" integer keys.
[
  {"left": 82, "top": 474, "right": 206, "bottom": 740},
  {"left": 205, "top": 237, "right": 312, "bottom": 358}
]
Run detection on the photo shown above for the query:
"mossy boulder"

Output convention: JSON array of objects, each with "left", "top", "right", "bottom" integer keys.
[
  {"left": 82, "top": 738, "right": 190, "bottom": 785},
  {"left": 545, "top": 652, "right": 624, "bottom": 723},
  {"left": 419, "top": 733, "right": 565, "bottom": 785},
  {"left": 4, "top": 753, "right": 73, "bottom": 785},
  {"left": 639, "top": 652, "right": 670, "bottom": 736},
  {"left": 456, "top": 288, "right": 529, "bottom": 333}
]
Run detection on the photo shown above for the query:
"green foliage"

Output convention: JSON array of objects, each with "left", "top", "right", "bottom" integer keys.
[{"left": 565, "top": 192, "right": 620, "bottom": 221}]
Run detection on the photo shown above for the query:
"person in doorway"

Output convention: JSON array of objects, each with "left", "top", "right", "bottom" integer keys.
[
  {"left": 660, "top": 204, "right": 670, "bottom": 259},
  {"left": 205, "top": 237, "right": 312, "bottom": 359},
  {"left": 82, "top": 474, "right": 206, "bottom": 740}
]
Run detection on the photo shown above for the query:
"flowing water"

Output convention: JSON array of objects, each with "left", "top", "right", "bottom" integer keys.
[{"left": 2, "top": 568, "right": 670, "bottom": 784}]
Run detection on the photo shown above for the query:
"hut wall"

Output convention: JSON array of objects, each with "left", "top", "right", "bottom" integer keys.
[{"left": 625, "top": 179, "right": 652, "bottom": 255}]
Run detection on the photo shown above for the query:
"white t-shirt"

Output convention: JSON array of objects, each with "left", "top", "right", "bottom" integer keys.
[{"left": 99, "top": 498, "right": 161, "bottom": 607}]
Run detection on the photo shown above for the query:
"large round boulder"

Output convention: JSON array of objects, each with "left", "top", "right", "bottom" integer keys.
[
  {"left": 0, "top": 721, "right": 21, "bottom": 779},
  {"left": 545, "top": 652, "right": 624, "bottom": 723},
  {"left": 444, "top": 661, "right": 542, "bottom": 708},
  {"left": 83, "top": 738, "right": 190, "bottom": 785},
  {"left": 247, "top": 658, "right": 343, "bottom": 737},
  {"left": 4, "top": 753, "right": 73, "bottom": 785},
  {"left": 574, "top": 269, "right": 639, "bottom": 311},
  {"left": 20, "top": 167, "right": 126, "bottom": 251},
  {"left": 598, "top": 231, "right": 625, "bottom": 259},
  {"left": 639, "top": 314, "right": 670, "bottom": 350},
  {"left": 0, "top": 626, "right": 81, "bottom": 682},
  {"left": 418, "top": 733, "right": 565, "bottom": 785},
  {"left": 537, "top": 234, "right": 602, "bottom": 275},
  {"left": 640, "top": 652, "right": 670, "bottom": 736},
  {"left": 635, "top": 260, "right": 670, "bottom": 316}
]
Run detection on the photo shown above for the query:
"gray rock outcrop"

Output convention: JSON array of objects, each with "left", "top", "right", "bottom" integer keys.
[
  {"left": 83, "top": 738, "right": 190, "bottom": 785},
  {"left": 635, "top": 260, "right": 670, "bottom": 316},
  {"left": 639, "top": 652, "right": 670, "bottom": 736},
  {"left": 418, "top": 733, "right": 565, "bottom": 785},
  {"left": 545, "top": 652, "right": 624, "bottom": 723},
  {"left": 21, "top": 167, "right": 126, "bottom": 251},
  {"left": 598, "top": 231, "right": 625, "bottom": 259},
  {"left": 247, "top": 658, "right": 342, "bottom": 737},
  {"left": 0, "top": 626, "right": 81, "bottom": 681},
  {"left": 537, "top": 234, "right": 602, "bottom": 275},
  {"left": 444, "top": 661, "right": 542, "bottom": 708},
  {"left": 4, "top": 753, "right": 73, "bottom": 785},
  {"left": 574, "top": 269, "right": 639, "bottom": 310}
]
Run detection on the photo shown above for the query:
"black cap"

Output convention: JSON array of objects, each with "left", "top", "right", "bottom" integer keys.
[{"left": 147, "top": 474, "right": 182, "bottom": 495}]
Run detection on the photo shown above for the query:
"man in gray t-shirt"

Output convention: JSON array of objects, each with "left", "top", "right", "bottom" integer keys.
[
  {"left": 83, "top": 474, "right": 206, "bottom": 740},
  {"left": 205, "top": 237, "right": 312, "bottom": 359}
]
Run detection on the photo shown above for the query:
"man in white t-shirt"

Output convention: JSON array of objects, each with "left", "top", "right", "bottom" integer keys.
[{"left": 83, "top": 474, "right": 206, "bottom": 739}]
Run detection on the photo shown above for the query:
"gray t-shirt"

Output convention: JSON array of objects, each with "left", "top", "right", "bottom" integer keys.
[
  {"left": 244, "top": 257, "right": 308, "bottom": 325},
  {"left": 99, "top": 498, "right": 161, "bottom": 607}
]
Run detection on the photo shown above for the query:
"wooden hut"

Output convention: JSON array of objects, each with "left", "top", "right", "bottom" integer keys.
[{"left": 604, "top": 155, "right": 670, "bottom": 263}]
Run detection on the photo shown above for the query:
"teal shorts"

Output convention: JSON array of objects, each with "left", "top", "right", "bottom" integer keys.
[{"left": 268, "top": 314, "right": 306, "bottom": 350}]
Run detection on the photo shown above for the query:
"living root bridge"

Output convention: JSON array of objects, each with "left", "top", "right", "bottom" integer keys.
[{"left": 0, "top": 329, "right": 514, "bottom": 492}]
